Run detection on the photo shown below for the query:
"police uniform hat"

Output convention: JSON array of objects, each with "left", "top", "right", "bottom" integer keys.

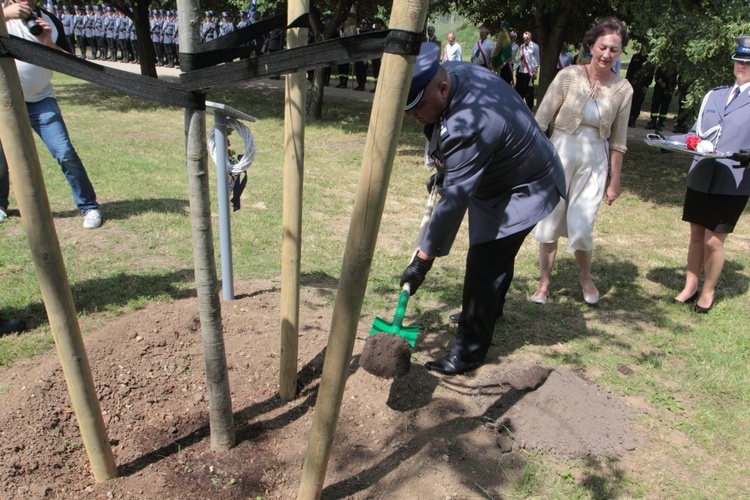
[
  {"left": 222, "top": 12, "right": 230, "bottom": 18},
  {"left": 84, "top": 5, "right": 92, "bottom": 10},
  {"left": 74, "top": 5, "right": 81, "bottom": 9},
  {"left": 205, "top": 10, "right": 214, "bottom": 17},
  {"left": 106, "top": 6, "right": 113, "bottom": 12},
  {"left": 93, "top": 5, "right": 100, "bottom": 11},
  {"left": 62, "top": 5, "right": 69, "bottom": 10},
  {"left": 732, "top": 36, "right": 750, "bottom": 62},
  {"left": 405, "top": 43, "right": 440, "bottom": 111}
]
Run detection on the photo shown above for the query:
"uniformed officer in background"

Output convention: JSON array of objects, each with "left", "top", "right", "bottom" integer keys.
[
  {"left": 60, "top": 5, "right": 75, "bottom": 54},
  {"left": 103, "top": 6, "right": 116, "bottom": 60},
  {"left": 93, "top": 5, "right": 105, "bottom": 59},
  {"left": 162, "top": 11, "right": 178, "bottom": 68},
  {"left": 73, "top": 5, "right": 85, "bottom": 58},
  {"left": 201, "top": 10, "right": 217, "bottom": 43},
  {"left": 400, "top": 43, "right": 566, "bottom": 375},
  {"left": 219, "top": 11, "right": 234, "bottom": 37}
]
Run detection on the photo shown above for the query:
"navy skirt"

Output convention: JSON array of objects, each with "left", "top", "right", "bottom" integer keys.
[{"left": 682, "top": 187, "right": 749, "bottom": 233}]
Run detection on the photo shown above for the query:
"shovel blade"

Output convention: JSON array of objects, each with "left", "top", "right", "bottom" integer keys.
[{"left": 370, "top": 317, "right": 419, "bottom": 347}]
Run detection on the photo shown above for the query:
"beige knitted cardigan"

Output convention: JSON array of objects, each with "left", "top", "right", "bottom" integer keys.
[{"left": 535, "top": 64, "right": 633, "bottom": 153}]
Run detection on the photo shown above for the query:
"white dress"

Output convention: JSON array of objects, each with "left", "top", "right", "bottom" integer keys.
[{"left": 532, "top": 98, "right": 609, "bottom": 252}]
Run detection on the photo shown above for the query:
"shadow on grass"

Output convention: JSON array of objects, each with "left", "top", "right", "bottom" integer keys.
[
  {"left": 2, "top": 268, "right": 196, "bottom": 330},
  {"left": 646, "top": 260, "right": 749, "bottom": 301},
  {"left": 52, "top": 197, "right": 189, "bottom": 221}
]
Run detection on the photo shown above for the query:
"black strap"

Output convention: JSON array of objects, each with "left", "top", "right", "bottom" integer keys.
[
  {"left": 383, "top": 29, "right": 423, "bottom": 55},
  {"left": 0, "top": 35, "right": 204, "bottom": 110},
  {"left": 181, "top": 29, "right": 410, "bottom": 91}
]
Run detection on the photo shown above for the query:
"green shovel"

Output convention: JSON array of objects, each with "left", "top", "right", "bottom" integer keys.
[{"left": 369, "top": 283, "right": 418, "bottom": 347}]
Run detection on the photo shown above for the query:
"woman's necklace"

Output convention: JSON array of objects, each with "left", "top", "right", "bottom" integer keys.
[{"left": 584, "top": 65, "right": 611, "bottom": 100}]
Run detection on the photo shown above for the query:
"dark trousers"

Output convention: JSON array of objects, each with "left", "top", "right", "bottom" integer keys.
[
  {"left": 98, "top": 36, "right": 107, "bottom": 58},
  {"left": 629, "top": 83, "right": 648, "bottom": 122},
  {"left": 452, "top": 226, "right": 534, "bottom": 362},
  {"left": 515, "top": 71, "right": 534, "bottom": 109},
  {"left": 354, "top": 60, "right": 368, "bottom": 89},
  {"left": 499, "top": 64, "right": 513, "bottom": 86},
  {"left": 371, "top": 57, "right": 381, "bottom": 83},
  {"left": 106, "top": 37, "right": 116, "bottom": 59},
  {"left": 650, "top": 85, "right": 672, "bottom": 121}
]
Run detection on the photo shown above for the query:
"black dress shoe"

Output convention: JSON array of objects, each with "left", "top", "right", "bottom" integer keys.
[
  {"left": 0, "top": 317, "right": 26, "bottom": 336},
  {"left": 671, "top": 291, "right": 699, "bottom": 304},
  {"left": 694, "top": 302, "right": 713, "bottom": 314},
  {"left": 425, "top": 353, "right": 483, "bottom": 375},
  {"left": 449, "top": 310, "right": 503, "bottom": 324},
  {"left": 354, "top": 86, "right": 366, "bottom": 91}
]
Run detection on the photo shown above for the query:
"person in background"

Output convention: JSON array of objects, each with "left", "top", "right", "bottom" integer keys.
[
  {"left": 470, "top": 26, "right": 494, "bottom": 69},
  {"left": 219, "top": 11, "right": 234, "bottom": 37},
  {"left": 556, "top": 43, "right": 574, "bottom": 75},
  {"left": 442, "top": 31, "right": 461, "bottom": 63},
  {"left": 515, "top": 31, "right": 540, "bottom": 109},
  {"left": 668, "top": 36, "right": 750, "bottom": 314},
  {"left": 400, "top": 43, "right": 565, "bottom": 375},
  {"left": 625, "top": 43, "right": 652, "bottom": 127},
  {"left": 369, "top": 17, "right": 386, "bottom": 93},
  {"left": 645, "top": 67, "right": 676, "bottom": 131},
  {"left": 0, "top": 0, "right": 102, "bottom": 228},
  {"left": 530, "top": 17, "right": 633, "bottom": 305},
  {"left": 425, "top": 24, "right": 440, "bottom": 50},
  {"left": 353, "top": 18, "right": 369, "bottom": 90}
]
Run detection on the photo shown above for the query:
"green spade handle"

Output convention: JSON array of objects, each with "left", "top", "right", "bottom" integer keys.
[{"left": 392, "top": 283, "right": 411, "bottom": 328}]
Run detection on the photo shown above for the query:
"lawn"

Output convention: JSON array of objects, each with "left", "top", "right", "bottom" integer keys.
[{"left": 0, "top": 72, "right": 749, "bottom": 497}]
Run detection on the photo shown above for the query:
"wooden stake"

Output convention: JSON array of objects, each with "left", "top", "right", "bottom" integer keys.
[
  {"left": 279, "top": 0, "right": 309, "bottom": 403},
  {"left": 177, "top": 0, "right": 235, "bottom": 451},
  {"left": 0, "top": 12, "right": 116, "bottom": 483},
  {"left": 297, "top": 0, "right": 430, "bottom": 497}
]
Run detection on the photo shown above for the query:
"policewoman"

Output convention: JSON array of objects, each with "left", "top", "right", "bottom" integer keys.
[
  {"left": 400, "top": 43, "right": 565, "bottom": 375},
  {"left": 670, "top": 36, "right": 750, "bottom": 313}
]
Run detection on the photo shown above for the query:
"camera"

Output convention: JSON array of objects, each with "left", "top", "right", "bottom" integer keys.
[{"left": 25, "top": 12, "right": 43, "bottom": 36}]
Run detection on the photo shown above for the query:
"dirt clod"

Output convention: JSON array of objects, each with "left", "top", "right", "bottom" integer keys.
[{"left": 359, "top": 332, "right": 412, "bottom": 378}]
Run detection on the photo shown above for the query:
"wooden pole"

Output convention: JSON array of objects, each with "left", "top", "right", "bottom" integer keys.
[
  {"left": 177, "top": 0, "right": 235, "bottom": 451},
  {"left": 0, "top": 12, "right": 117, "bottom": 483},
  {"left": 297, "top": 0, "right": 430, "bottom": 497},
  {"left": 279, "top": 0, "right": 309, "bottom": 403}
]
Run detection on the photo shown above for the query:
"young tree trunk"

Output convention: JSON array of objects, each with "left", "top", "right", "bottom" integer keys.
[
  {"left": 132, "top": 3, "right": 157, "bottom": 78},
  {"left": 177, "top": 0, "right": 235, "bottom": 451},
  {"left": 307, "top": 68, "right": 325, "bottom": 120}
]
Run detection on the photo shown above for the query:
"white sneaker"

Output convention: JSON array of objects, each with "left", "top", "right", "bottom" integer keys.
[
  {"left": 0, "top": 208, "right": 6, "bottom": 223},
  {"left": 83, "top": 209, "right": 102, "bottom": 229}
]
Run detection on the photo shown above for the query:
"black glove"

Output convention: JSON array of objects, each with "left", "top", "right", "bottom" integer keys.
[
  {"left": 400, "top": 254, "right": 434, "bottom": 296},
  {"left": 425, "top": 171, "right": 444, "bottom": 194},
  {"left": 730, "top": 149, "right": 750, "bottom": 168}
]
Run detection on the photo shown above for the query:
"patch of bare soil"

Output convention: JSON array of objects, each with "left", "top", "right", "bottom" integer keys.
[{"left": 0, "top": 279, "right": 644, "bottom": 498}]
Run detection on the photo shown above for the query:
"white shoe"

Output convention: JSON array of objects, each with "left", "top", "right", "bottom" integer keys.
[
  {"left": 0, "top": 208, "right": 6, "bottom": 223},
  {"left": 83, "top": 209, "right": 102, "bottom": 229}
]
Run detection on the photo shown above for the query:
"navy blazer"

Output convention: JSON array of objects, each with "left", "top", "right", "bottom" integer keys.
[
  {"left": 421, "top": 62, "right": 566, "bottom": 257},
  {"left": 672, "top": 85, "right": 750, "bottom": 196}
]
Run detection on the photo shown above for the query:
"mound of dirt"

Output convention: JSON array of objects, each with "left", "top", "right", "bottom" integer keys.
[
  {"left": 473, "top": 364, "right": 643, "bottom": 458},
  {"left": 0, "top": 280, "right": 644, "bottom": 498},
  {"left": 360, "top": 332, "right": 412, "bottom": 378}
]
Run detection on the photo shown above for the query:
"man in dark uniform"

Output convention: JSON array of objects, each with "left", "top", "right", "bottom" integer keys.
[
  {"left": 116, "top": 10, "right": 129, "bottom": 62},
  {"left": 646, "top": 67, "right": 676, "bottom": 131},
  {"left": 625, "top": 43, "right": 653, "bottom": 127},
  {"left": 400, "top": 43, "right": 566, "bottom": 375}
]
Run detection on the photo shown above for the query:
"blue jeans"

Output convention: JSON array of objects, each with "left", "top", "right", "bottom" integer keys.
[{"left": 0, "top": 97, "right": 98, "bottom": 214}]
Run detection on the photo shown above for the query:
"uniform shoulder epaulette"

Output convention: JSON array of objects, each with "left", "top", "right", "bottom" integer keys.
[{"left": 710, "top": 85, "right": 730, "bottom": 91}]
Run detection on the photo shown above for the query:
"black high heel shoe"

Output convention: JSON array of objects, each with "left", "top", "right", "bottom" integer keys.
[
  {"left": 694, "top": 301, "right": 713, "bottom": 314},
  {"left": 671, "top": 291, "right": 699, "bottom": 304}
]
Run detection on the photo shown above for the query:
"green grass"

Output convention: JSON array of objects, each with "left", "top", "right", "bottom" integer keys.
[{"left": 1, "top": 72, "right": 749, "bottom": 497}]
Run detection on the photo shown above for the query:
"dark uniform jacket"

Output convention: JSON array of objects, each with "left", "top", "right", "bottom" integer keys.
[{"left": 421, "top": 62, "right": 566, "bottom": 256}]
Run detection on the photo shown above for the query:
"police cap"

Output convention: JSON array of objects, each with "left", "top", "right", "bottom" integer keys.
[
  {"left": 222, "top": 11, "right": 230, "bottom": 18},
  {"left": 733, "top": 36, "right": 750, "bottom": 62},
  {"left": 62, "top": 5, "right": 69, "bottom": 10},
  {"left": 405, "top": 43, "right": 440, "bottom": 111}
]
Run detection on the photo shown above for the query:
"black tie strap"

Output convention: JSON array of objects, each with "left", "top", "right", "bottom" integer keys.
[{"left": 0, "top": 35, "right": 204, "bottom": 110}]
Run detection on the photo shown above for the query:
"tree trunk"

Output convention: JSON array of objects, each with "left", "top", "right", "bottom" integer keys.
[
  {"left": 534, "top": 9, "right": 571, "bottom": 105},
  {"left": 307, "top": 68, "right": 325, "bottom": 120},
  {"left": 177, "top": 0, "right": 235, "bottom": 451},
  {"left": 133, "top": 3, "right": 157, "bottom": 78}
]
